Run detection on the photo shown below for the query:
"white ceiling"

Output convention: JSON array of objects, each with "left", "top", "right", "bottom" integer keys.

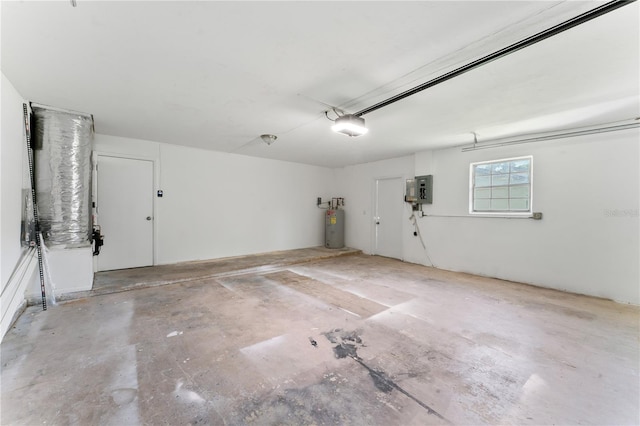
[{"left": 2, "top": 1, "right": 638, "bottom": 168}]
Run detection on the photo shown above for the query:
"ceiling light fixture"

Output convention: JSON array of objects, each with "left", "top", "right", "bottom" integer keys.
[
  {"left": 260, "top": 134, "right": 277, "bottom": 145},
  {"left": 326, "top": 1, "right": 629, "bottom": 140},
  {"left": 331, "top": 114, "right": 368, "bottom": 137}
]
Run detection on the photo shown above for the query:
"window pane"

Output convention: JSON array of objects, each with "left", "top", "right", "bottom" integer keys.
[
  {"left": 475, "top": 175, "right": 491, "bottom": 187},
  {"left": 510, "top": 172, "right": 529, "bottom": 184},
  {"left": 474, "top": 188, "right": 491, "bottom": 199},
  {"left": 492, "top": 187, "right": 509, "bottom": 198},
  {"left": 492, "top": 174, "right": 509, "bottom": 186},
  {"left": 491, "top": 199, "right": 509, "bottom": 210},
  {"left": 510, "top": 199, "right": 530, "bottom": 211},
  {"left": 492, "top": 162, "right": 509, "bottom": 174},
  {"left": 471, "top": 157, "right": 532, "bottom": 214},
  {"left": 474, "top": 164, "right": 491, "bottom": 176},
  {"left": 474, "top": 199, "right": 491, "bottom": 211},
  {"left": 510, "top": 159, "right": 530, "bottom": 173},
  {"left": 510, "top": 185, "right": 529, "bottom": 198}
]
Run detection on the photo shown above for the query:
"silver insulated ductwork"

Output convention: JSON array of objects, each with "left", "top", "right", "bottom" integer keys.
[{"left": 32, "top": 104, "right": 94, "bottom": 248}]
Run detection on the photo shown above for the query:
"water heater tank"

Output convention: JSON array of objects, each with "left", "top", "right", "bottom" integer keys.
[{"left": 325, "top": 209, "right": 345, "bottom": 249}]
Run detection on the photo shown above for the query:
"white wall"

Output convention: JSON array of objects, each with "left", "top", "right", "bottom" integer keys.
[
  {"left": 1, "top": 73, "right": 36, "bottom": 339},
  {"left": 334, "top": 155, "right": 415, "bottom": 255},
  {"left": 94, "top": 134, "right": 335, "bottom": 265},
  {"left": 0, "top": 74, "right": 25, "bottom": 291},
  {"left": 336, "top": 130, "right": 639, "bottom": 305}
]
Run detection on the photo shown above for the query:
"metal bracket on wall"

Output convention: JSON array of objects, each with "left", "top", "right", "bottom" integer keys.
[{"left": 23, "top": 103, "right": 47, "bottom": 311}]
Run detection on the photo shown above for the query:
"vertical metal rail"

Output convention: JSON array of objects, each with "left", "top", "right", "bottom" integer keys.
[{"left": 23, "top": 103, "right": 47, "bottom": 310}]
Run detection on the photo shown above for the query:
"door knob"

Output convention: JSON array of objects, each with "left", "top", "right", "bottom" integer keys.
[{"left": 146, "top": 216, "right": 152, "bottom": 221}]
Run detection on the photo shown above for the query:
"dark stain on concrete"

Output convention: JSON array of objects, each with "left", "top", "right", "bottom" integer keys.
[
  {"left": 340, "top": 330, "right": 363, "bottom": 344},
  {"left": 352, "top": 356, "right": 450, "bottom": 422},
  {"left": 234, "top": 377, "right": 380, "bottom": 425},
  {"left": 324, "top": 327, "right": 450, "bottom": 423},
  {"left": 367, "top": 368, "right": 394, "bottom": 393},
  {"left": 323, "top": 328, "right": 365, "bottom": 359},
  {"left": 322, "top": 328, "right": 363, "bottom": 345},
  {"left": 333, "top": 343, "right": 358, "bottom": 359}
]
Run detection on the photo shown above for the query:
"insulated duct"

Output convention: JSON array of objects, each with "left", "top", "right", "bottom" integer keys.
[{"left": 32, "top": 105, "right": 94, "bottom": 248}]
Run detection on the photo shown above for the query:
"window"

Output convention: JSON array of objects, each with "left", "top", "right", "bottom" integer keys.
[{"left": 470, "top": 156, "right": 532, "bottom": 214}]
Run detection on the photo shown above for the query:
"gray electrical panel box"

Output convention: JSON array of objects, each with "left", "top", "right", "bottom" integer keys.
[{"left": 415, "top": 175, "right": 433, "bottom": 204}]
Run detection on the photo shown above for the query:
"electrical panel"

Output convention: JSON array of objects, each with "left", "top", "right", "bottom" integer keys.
[
  {"left": 416, "top": 175, "right": 433, "bottom": 204},
  {"left": 405, "top": 179, "right": 417, "bottom": 203},
  {"left": 405, "top": 175, "right": 433, "bottom": 206}
]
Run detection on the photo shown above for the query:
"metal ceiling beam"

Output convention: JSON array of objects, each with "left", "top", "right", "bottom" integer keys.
[{"left": 355, "top": 0, "right": 636, "bottom": 117}]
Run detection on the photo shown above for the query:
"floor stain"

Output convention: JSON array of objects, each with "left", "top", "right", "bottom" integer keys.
[
  {"left": 333, "top": 343, "right": 358, "bottom": 359},
  {"left": 323, "top": 328, "right": 365, "bottom": 359},
  {"left": 367, "top": 368, "right": 394, "bottom": 393},
  {"left": 324, "top": 327, "right": 450, "bottom": 423},
  {"left": 5, "top": 251, "right": 637, "bottom": 426}
]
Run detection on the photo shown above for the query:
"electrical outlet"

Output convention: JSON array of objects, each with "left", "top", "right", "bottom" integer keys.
[{"left": 532, "top": 212, "right": 543, "bottom": 220}]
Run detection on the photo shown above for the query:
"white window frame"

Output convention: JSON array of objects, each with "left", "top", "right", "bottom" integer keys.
[{"left": 469, "top": 155, "right": 533, "bottom": 215}]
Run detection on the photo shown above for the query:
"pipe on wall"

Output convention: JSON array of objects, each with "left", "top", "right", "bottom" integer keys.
[{"left": 461, "top": 119, "right": 640, "bottom": 152}]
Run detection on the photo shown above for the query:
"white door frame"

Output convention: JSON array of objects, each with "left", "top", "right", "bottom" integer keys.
[
  {"left": 93, "top": 152, "right": 159, "bottom": 272},
  {"left": 372, "top": 175, "right": 405, "bottom": 260}
]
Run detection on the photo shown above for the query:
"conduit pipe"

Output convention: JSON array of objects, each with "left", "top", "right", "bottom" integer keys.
[{"left": 461, "top": 119, "right": 640, "bottom": 152}]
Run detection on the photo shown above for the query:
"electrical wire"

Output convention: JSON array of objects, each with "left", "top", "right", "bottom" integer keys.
[
  {"left": 407, "top": 206, "right": 434, "bottom": 267},
  {"left": 324, "top": 107, "right": 347, "bottom": 122},
  {"left": 324, "top": 110, "right": 336, "bottom": 122}
]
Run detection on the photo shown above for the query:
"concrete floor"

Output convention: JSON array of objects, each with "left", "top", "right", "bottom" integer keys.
[{"left": 2, "top": 249, "right": 638, "bottom": 425}]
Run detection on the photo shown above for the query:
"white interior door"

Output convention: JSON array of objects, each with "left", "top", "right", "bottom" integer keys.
[
  {"left": 374, "top": 177, "right": 403, "bottom": 259},
  {"left": 97, "top": 155, "right": 154, "bottom": 271}
]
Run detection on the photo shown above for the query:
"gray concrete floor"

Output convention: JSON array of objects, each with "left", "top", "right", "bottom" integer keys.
[{"left": 2, "top": 249, "right": 639, "bottom": 425}]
